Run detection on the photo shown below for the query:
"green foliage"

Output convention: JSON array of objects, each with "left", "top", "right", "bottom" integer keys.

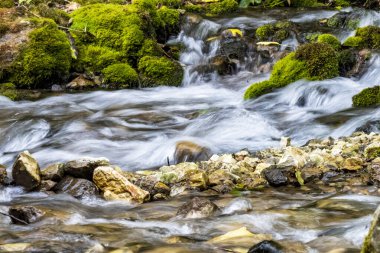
[
  {"left": 0, "top": 0, "right": 14, "bottom": 8},
  {"left": 352, "top": 86, "right": 380, "bottom": 107},
  {"left": 244, "top": 43, "right": 339, "bottom": 100},
  {"left": 184, "top": 4, "right": 203, "bottom": 13},
  {"left": 102, "top": 63, "right": 139, "bottom": 88},
  {"left": 0, "top": 83, "right": 18, "bottom": 100},
  {"left": 317, "top": 34, "right": 341, "bottom": 50},
  {"left": 290, "top": 0, "right": 318, "bottom": 7},
  {"left": 138, "top": 56, "right": 183, "bottom": 86},
  {"left": 206, "top": 0, "right": 238, "bottom": 16},
  {"left": 239, "top": 0, "right": 262, "bottom": 8},
  {"left": 10, "top": 22, "right": 72, "bottom": 88}
]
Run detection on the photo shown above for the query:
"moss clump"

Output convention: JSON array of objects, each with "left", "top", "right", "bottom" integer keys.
[
  {"left": 255, "top": 21, "right": 293, "bottom": 43},
  {"left": 206, "top": 0, "right": 238, "bottom": 16},
  {"left": 290, "top": 0, "right": 318, "bottom": 7},
  {"left": 317, "top": 34, "right": 341, "bottom": 50},
  {"left": 0, "top": 0, "right": 14, "bottom": 8},
  {"left": 343, "top": 36, "right": 364, "bottom": 47},
  {"left": 0, "top": 83, "right": 18, "bottom": 100},
  {"left": 352, "top": 86, "right": 380, "bottom": 107},
  {"left": 138, "top": 56, "right": 183, "bottom": 86},
  {"left": 77, "top": 45, "right": 122, "bottom": 73},
  {"left": 256, "top": 24, "right": 275, "bottom": 41},
  {"left": 138, "top": 39, "right": 164, "bottom": 58},
  {"left": 10, "top": 22, "right": 72, "bottom": 88},
  {"left": 36, "top": 4, "right": 71, "bottom": 26},
  {"left": 155, "top": 6, "right": 180, "bottom": 36},
  {"left": 244, "top": 43, "right": 339, "bottom": 100},
  {"left": 356, "top": 26, "right": 380, "bottom": 49},
  {"left": 102, "top": 63, "right": 139, "bottom": 88}
]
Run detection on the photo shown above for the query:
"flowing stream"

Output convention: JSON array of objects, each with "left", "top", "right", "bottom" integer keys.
[{"left": 1, "top": 7, "right": 380, "bottom": 253}]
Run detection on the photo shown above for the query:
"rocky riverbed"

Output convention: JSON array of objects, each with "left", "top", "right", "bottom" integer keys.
[{"left": 1, "top": 131, "right": 380, "bottom": 252}]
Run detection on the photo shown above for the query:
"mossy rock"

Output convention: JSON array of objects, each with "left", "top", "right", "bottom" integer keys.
[
  {"left": 138, "top": 39, "right": 165, "bottom": 58},
  {"left": 244, "top": 43, "right": 339, "bottom": 100},
  {"left": 206, "top": 0, "right": 238, "bottom": 16},
  {"left": 317, "top": 34, "right": 341, "bottom": 50},
  {"left": 255, "top": 21, "right": 294, "bottom": 43},
  {"left": 344, "top": 26, "right": 380, "bottom": 49},
  {"left": 76, "top": 45, "right": 122, "bottom": 73},
  {"left": 352, "top": 86, "right": 380, "bottom": 108},
  {"left": 138, "top": 56, "right": 183, "bottom": 86},
  {"left": 102, "top": 63, "right": 139, "bottom": 88},
  {"left": 35, "top": 4, "right": 71, "bottom": 26},
  {"left": 10, "top": 21, "right": 72, "bottom": 88},
  {"left": 0, "top": 0, "right": 14, "bottom": 8},
  {"left": 0, "top": 83, "right": 18, "bottom": 100},
  {"left": 290, "top": 0, "right": 319, "bottom": 7}
]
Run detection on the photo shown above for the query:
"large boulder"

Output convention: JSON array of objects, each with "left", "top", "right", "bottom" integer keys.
[
  {"left": 8, "top": 206, "right": 45, "bottom": 225},
  {"left": 53, "top": 176, "right": 98, "bottom": 199},
  {"left": 176, "top": 197, "right": 219, "bottom": 219},
  {"left": 63, "top": 157, "right": 109, "bottom": 180},
  {"left": 12, "top": 151, "right": 41, "bottom": 191},
  {"left": 362, "top": 205, "right": 380, "bottom": 252},
  {"left": 93, "top": 166, "right": 150, "bottom": 203}
]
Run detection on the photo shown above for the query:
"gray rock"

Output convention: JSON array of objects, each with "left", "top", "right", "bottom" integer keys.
[
  {"left": 63, "top": 157, "right": 109, "bottom": 180},
  {"left": 8, "top": 206, "right": 45, "bottom": 225},
  {"left": 176, "top": 197, "right": 219, "bottom": 219},
  {"left": 264, "top": 168, "right": 288, "bottom": 187},
  {"left": 53, "top": 176, "right": 98, "bottom": 199},
  {"left": 12, "top": 151, "right": 41, "bottom": 191},
  {"left": 248, "top": 240, "right": 283, "bottom": 253}
]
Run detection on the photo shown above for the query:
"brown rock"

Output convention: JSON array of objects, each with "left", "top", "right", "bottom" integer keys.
[
  {"left": 41, "top": 163, "right": 64, "bottom": 182},
  {"left": 174, "top": 141, "right": 211, "bottom": 163},
  {"left": 12, "top": 151, "right": 41, "bottom": 191},
  {"left": 8, "top": 206, "right": 45, "bottom": 225}
]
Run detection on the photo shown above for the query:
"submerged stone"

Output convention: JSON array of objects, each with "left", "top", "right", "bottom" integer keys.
[
  {"left": 53, "top": 176, "right": 98, "bottom": 199},
  {"left": 8, "top": 206, "right": 45, "bottom": 225},
  {"left": 176, "top": 197, "right": 219, "bottom": 219}
]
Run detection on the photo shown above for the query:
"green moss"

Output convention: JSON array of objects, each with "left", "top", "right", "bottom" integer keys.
[
  {"left": 10, "top": 22, "right": 72, "bottom": 88},
  {"left": 352, "top": 86, "right": 380, "bottom": 107},
  {"left": 138, "top": 39, "right": 164, "bottom": 58},
  {"left": 306, "top": 32, "right": 322, "bottom": 42},
  {"left": 317, "top": 34, "right": 341, "bottom": 50},
  {"left": 0, "top": 0, "right": 14, "bottom": 8},
  {"left": 338, "top": 49, "right": 357, "bottom": 76},
  {"left": 356, "top": 26, "right": 380, "bottom": 49},
  {"left": 102, "top": 63, "right": 139, "bottom": 88},
  {"left": 138, "top": 56, "right": 183, "bottom": 86},
  {"left": 0, "top": 83, "right": 18, "bottom": 100},
  {"left": 77, "top": 45, "right": 122, "bottom": 73},
  {"left": 36, "top": 4, "right": 71, "bottom": 26},
  {"left": 184, "top": 4, "right": 203, "bottom": 13},
  {"left": 295, "top": 42, "right": 339, "bottom": 80},
  {"left": 154, "top": 6, "right": 180, "bottom": 38},
  {"left": 343, "top": 36, "right": 364, "bottom": 47},
  {"left": 255, "top": 24, "right": 275, "bottom": 41},
  {"left": 332, "top": 0, "right": 350, "bottom": 7},
  {"left": 245, "top": 43, "right": 339, "bottom": 100},
  {"left": 206, "top": 0, "right": 238, "bottom": 16}
]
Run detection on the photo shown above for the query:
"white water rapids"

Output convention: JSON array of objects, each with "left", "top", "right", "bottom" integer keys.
[{"left": 0, "top": 8, "right": 379, "bottom": 172}]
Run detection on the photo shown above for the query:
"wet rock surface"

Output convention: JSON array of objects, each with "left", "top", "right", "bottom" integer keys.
[
  {"left": 53, "top": 176, "right": 98, "bottom": 199},
  {"left": 8, "top": 206, "right": 45, "bottom": 225},
  {"left": 176, "top": 197, "right": 219, "bottom": 218},
  {"left": 63, "top": 157, "right": 110, "bottom": 180},
  {"left": 12, "top": 151, "right": 41, "bottom": 191}
]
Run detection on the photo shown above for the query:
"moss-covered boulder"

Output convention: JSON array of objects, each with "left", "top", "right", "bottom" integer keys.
[
  {"left": 0, "top": 83, "right": 18, "bottom": 100},
  {"left": 206, "top": 0, "right": 238, "bottom": 16},
  {"left": 317, "top": 34, "right": 341, "bottom": 50},
  {"left": 138, "top": 56, "right": 183, "bottom": 86},
  {"left": 343, "top": 26, "right": 380, "bottom": 49},
  {"left": 10, "top": 21, "right": 72, "bottom": 88},
  {"left": 244, "top": 42, "right": 339, "bottom": 99},
  {"left": 102, "top": 63, "right": 139, "bottom": 88},
  {"left": 352, "top": 86, "right": 380, "bottom": 108},
  {"left": 255, "top": 21, "right": 294, "bottom": 43}
]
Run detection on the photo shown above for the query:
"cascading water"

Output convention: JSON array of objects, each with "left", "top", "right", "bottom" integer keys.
[{"left": 1, "top": 7, "right": 380, "bottom": 253}]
